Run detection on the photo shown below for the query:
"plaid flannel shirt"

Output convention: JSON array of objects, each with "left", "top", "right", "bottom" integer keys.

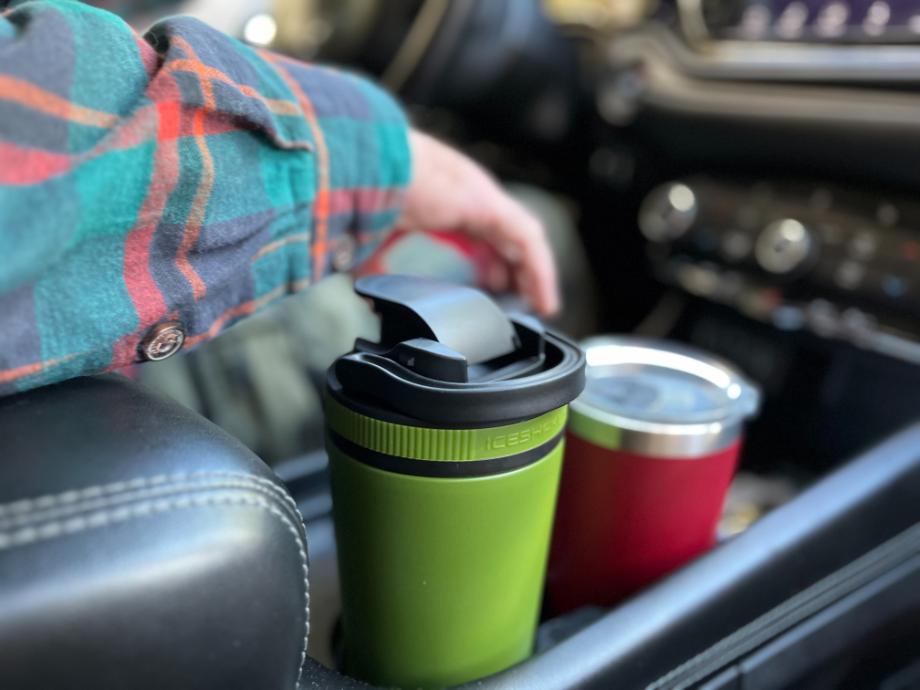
[{"left": 0, "top": 0, "right": 411, "bottom": 394}]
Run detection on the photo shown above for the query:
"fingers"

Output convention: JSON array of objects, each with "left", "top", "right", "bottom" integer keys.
[
  {"left": 400, "top": 129, "right": 561, "bottom": 315},
  {"left": 482, "top": 256, "right": 512, "bottom": 294},
  {"left": 488, "top": 196, "right": 560, "bottom": 316}
]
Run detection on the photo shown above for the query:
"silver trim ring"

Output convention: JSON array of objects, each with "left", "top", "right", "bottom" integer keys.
[{"left": 569, "top": 403, "right": 744, "bottom": 459}]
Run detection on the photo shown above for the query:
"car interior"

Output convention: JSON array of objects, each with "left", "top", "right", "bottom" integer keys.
[{"left": 2, "top": 1, "right": 919, "bottom": 688}]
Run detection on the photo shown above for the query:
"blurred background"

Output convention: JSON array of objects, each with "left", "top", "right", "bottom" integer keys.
[{"left": 103, "top": 0, "right": 920, "bottom": 523}]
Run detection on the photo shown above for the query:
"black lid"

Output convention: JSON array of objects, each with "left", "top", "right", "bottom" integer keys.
[{"left": 328, "top": 275, "right": 585, "bottom": 426}]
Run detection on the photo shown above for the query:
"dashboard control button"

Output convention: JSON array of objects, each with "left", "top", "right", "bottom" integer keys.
[
  {"left": 848, "top": 231, "right": 878, "bottom": 260},
  {"left": 807, "top": 300, "right": 839, "bottom": 338},
  {"left": 639, "top": 183, "right": 697, "bottom": 242},
  {"left": 772, "top": 305, "right": 806, "bottom": 331},
  {"left": 676, "top": 263, "right": 720, "bottom": 297},
  {"left": 877, "top": 202, "right": 899, "bottom": 227},
  {"left": 816, "top": 2, "right": 848, "bottom": 38},
  {"left": 777, "top": 2, "right": 808, "bottom": 39},
  {"left": 737, "top": 287, "right": 781, "bottom": 320},
  {"left": 835, "top": 260, "right": 866, "bottom": 290},
  {"left": 755, "top": 219, "right": 814, "bottom": 274},
  {"left": 882, "top": 275, "right": 908, "bottom": 298},
  {"left": 720, "top": 231, "right": 753, "bottom": 261},
  {"left": 841, "top": 308, "right": 876, "bottom": 340},
  {"left": 864, "top": 1, "right": 891, "bottom": 37}
]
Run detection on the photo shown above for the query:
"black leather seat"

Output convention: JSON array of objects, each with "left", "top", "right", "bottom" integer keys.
[{"left": 0, "top": 375, "right": 309, "bottom": 690}]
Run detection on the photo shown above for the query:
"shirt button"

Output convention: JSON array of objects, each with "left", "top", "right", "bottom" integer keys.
[
  {"left": 332, "top": 235, "right": 357, "bottom": 271},
  {"left": 139, "top": 321, "right": 186, "bottom": 361}
]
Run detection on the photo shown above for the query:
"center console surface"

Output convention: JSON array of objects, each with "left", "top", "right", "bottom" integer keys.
[{"left": 284, "top": 423, "right": 920, "bottom": 689}]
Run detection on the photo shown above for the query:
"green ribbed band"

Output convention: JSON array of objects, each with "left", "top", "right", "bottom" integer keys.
[{"left": 325, "top": 395, "right": 568, "bottom": 462}]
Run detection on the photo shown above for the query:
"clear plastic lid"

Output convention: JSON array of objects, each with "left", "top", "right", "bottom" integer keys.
[{"left": 577, "top": 337, "right": 759, "bottom": 426}]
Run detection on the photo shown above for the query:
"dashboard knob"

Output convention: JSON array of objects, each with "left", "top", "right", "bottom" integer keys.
[
  {"left": 755, "top": 218, "right": 814, "bottom": 274},
  {"left": 639, "top": 182, "right": 698, "bottom": 242}
]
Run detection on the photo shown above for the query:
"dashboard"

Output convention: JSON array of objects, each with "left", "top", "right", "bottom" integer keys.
[
  {"left": 638, "top": 177, "right": 920, "bottom": 365},
  {"left": 591, "top": 0, "right": 920, "bottom": 369},
  {"left": 232, "top": 0, "right": 920, "bottom": 465},
  {"left": 683, "top": 0, "right": 920, "bottom": 44},
  {"left": 573, "top": 0, "right": 920, "bottom": 464}
]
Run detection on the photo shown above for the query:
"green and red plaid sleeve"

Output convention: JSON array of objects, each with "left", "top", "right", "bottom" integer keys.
[{"left": 0, "top": 0, "right": 411, "bottom": 394}]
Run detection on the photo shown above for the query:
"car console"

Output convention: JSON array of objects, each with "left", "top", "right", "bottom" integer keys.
[
  {"left": 0, "top": 372, "right": 916, "bottom": 689},
  {"left": 285, "top": 420, "right": 920, "bottom": 689},
  {"left": 639, "top": 176, "right": 920, "bottom": 364}
]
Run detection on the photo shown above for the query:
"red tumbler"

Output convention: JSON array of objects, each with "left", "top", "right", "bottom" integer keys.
[{"left": 547, "top": 337, "right": 760, "bottom": 614}]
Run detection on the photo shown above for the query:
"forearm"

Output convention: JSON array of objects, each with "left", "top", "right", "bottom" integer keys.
[{"left": 0, "top": 0, "right": 410, "bottom": 394}]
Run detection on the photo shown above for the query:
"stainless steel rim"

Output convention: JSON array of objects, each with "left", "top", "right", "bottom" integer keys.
[
  {"left": 571, "top": 336, "right": 759, "bottom": 458},
  {"left": 569, "top": 402, "right": 744, "bottom": 459}
]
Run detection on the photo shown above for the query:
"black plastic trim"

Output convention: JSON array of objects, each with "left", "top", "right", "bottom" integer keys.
[
  {"left": 329, "top": 329, "right": 584, "bottom": 427},
  {"left": 327, "top": 429, "right": 563, "bottom": 478},
  {"left": 648, "top": 523, "right": 920, "bottom": 689}
]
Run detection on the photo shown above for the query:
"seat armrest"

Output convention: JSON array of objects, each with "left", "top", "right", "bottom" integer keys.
[{"left": 0, "top": 375, "right": 309, "bottom": 690}]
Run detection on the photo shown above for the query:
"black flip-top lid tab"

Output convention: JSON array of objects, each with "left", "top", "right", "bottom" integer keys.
[
  {"left": 329, "top": 275, "right": 586, "bottom": 427},
  {"left": 355, "top": 274, "right": 520, "bottom": 368}
]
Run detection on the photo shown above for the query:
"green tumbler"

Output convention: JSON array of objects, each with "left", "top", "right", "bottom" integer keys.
[{"left": 325, "top": 275, "right": 584, "bottom": 688}]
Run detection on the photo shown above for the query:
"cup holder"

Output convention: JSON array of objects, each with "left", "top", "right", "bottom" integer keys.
[{"left": 282, "top": 424, "right": 920, "bottom": 689}]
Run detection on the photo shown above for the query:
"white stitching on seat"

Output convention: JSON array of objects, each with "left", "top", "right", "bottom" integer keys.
[
  {"left": 0, "top": 471, "right": 298, "bottom": 517},
  {"left": 0, "top": 475, "right": 298, "bottom": 531},
  {"left": 0, "top": 480, "right": 311, "bottom": 690},
  {"left": 289, "top": 498, "right": 310, "bottom": 685}
]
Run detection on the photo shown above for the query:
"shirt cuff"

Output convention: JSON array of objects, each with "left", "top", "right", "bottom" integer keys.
[{"left": 260, "top": 57, "right": 413, "bottom": 281}]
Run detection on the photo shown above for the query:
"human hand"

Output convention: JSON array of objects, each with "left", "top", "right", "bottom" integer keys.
[{"left": 395, "top": 130, "right": 560, "bottom": 316}]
